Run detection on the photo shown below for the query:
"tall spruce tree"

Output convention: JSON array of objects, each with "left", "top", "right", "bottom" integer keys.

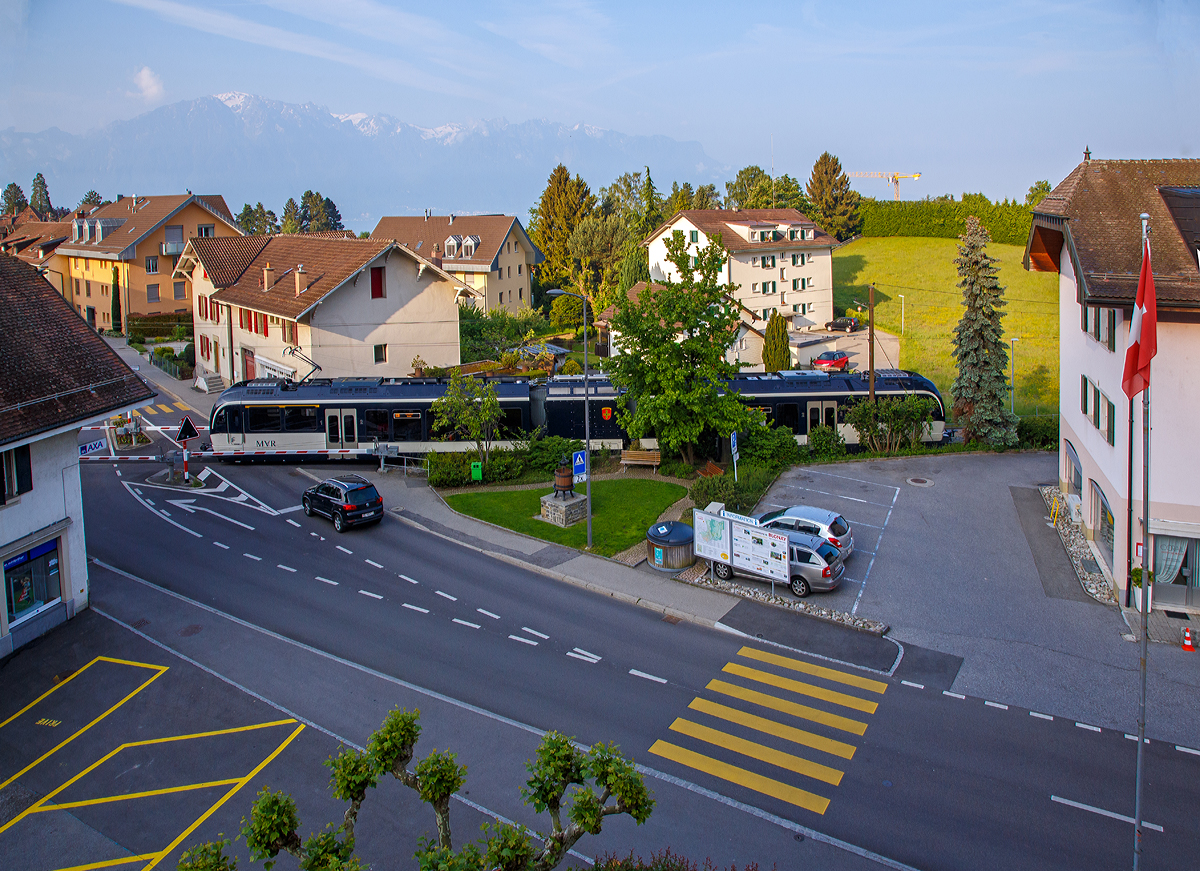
[
  {"left": 3, "top": 182, "right": 27, "bottom": 214},
  {"left": 805, "top": 152, "right": 861, "bottom": 241},
  {"left": 80, "top": 190, "right": 102, "bottom": 207},
  {"left": 530, "top": 164, "right": 595, "bottom": 292},
  {"left": 322, "top": 196, "right": 344, "bottom": 231},
  {"left": 111, "top": 265, "right": 122, "bottom": 333},
  {"left": 280, "top": 198, "right": 303, "bottom": 234},
  {"left": 762, "top": 310, "right": 790, "bottom": 372},
  {"left": 29, "top": 173, "right": 52, "bottom": 216},
  {"left": 950, "top": 216, "right": 1018, "bottom": 446}
]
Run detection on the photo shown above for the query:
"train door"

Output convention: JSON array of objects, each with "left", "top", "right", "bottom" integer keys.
[
  {"left": 806, "top": 400, "right": 837, "bottom": 431},
  {"left": 341, "top": 409, "right": 358, "bottom": 450},
  {"left": 325, "top": 409, "right": 341, "bottom": 449}
]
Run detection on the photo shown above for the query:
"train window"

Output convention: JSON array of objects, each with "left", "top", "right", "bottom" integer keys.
[
  {"left": 824, "top": 405, "right": 836, "bottom": 428},
  {"left": 211, "top": 407, "right": 227, "bottom": 433},
  {"left": 327, "top": 415, "right": 340, "bottom": 443},
  {"left": 809, "top": 405, "right": 821, "bottom": 431},
  {"left": 246, "top": 406, "right": 283, "bottom": 432},
  {"left": 284, "top": 407, "right": 320, "bottom": 432},
  {"left": 500, "top": 407, "right": 523, "bottom": 435},
  {"left": 228, "top": 406, "right": 242, "bottom": 434},
  {"left": 393, "top": 411, "right": 422, "bottom": 441},
  {"left": 363, "top": 409, "right": 389, "bottom": 440},
  {"left": 343, "top": 414, "right": 356, "bottom": 443},
  {"left": 777, "top": 403, "right": 800, "bottom": 434}
]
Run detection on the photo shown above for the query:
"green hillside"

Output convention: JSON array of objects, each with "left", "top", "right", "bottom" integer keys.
[{"left": 831, "top": 236, "right": 1059, "bottom": 417}]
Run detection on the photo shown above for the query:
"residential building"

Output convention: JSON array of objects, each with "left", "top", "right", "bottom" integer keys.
[
  {"left": 0, "top": 256, "right": 154, "bottom": 658},
  {"left": 643, "top": 209, "right": 838, "bottom": 332},
  {"left": 0, "top": 221, "right": 73, "bottom": 298},
  {"left": 56, "top": 194, "right": 242, "bottom": 332},
  {"left": 0, "top": 204, "right": 50, "bottom": 240},
  {"left": 371, "top": 214, "right": 543, "bottom": 313},
  {"left": 1024, "top": 156, "right": 1200, "bottom": 611},
  {"left": 179, "top": 234, "right": 476, "bottom": 387}
]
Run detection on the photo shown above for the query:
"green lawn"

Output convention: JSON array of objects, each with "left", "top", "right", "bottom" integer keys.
[
  {"left": 832, "top": 237, "right": 1059, "bottom": 417},
  {"left": 445, "top": 478, "right": 686, "bottom": 556}
]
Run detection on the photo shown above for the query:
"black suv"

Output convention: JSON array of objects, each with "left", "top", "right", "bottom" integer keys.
[
  {"left": 824, "top": 316, "right": 859, "bottom": 333},
  {"left": 302, "top": 475, "right": 384, "bottom": 532}
]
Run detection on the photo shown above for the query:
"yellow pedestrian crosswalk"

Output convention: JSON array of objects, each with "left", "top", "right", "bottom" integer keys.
[
  {"left": 135, "top": 402, "right": 191, "bottom": 416},
  {"left": 648, "top": 645, "right": 887, "bottom": 815}
]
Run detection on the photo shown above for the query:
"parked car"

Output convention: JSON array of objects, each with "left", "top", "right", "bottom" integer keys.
[
  {"left": 825, "top": 317, "right": 859, "bottom": 333},
  {"left": 753, "top": 505, "right": 854, "bottom": 558},
  {"left": 302, "top": 474, "right": 384, "bottom": 532},
  {"left": 713, "top": 531, "right": 845, "bottom": 597},
  {"left": 812, "top": 350, "right": 850, "bottom": 372}
]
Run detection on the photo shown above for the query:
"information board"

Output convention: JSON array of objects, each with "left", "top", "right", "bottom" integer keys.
[
  {"left": 730, "top": 522, "right": 789, "bottom": 582},
  {"left": 692, "top": 509, "right": 731, "bottom": 563}
]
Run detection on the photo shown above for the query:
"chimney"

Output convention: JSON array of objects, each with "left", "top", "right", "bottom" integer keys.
[
  {"left": 1084, "top": 146, "right": 1091, "bottom": 162},
  {"left": 432, "top": 243, "right": 442, "bottom": 269},
  {"left": 263, "top": 262, "right": 274, "bottom": 290},
  {"left": 448, "top": 213, "right": 455, "bottom": 225},
  {"left": 131, "top": 195, "right": 137, "bottom": 213},
  {"left": 294, "top": 264, "right": 306, "bottom": 297},
  {"left": 424, "top": 209, "right": 428, "bottom": 222}
]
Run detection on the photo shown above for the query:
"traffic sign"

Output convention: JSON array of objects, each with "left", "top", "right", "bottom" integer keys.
[
  {"left": 79, "top": 438, "right": 106, "bottom": 457},
  {"left": 177, "top": 415, "right": 200, "bottom": 442},
  {"left": 573, "top": 473, "right": 587, "bottom": 485},
  {"left": 573, "top": 450, "right": 587, "bottom": 475},
  {"left": 731, "top": 431, "right": 738, "bottom": 453}
]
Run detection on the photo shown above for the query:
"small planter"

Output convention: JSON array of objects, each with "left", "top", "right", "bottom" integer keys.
[{"left": 1133, "top": 582, "right": 1153, "bottom": 613}]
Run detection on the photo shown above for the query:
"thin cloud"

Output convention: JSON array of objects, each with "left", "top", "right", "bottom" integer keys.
[{"left": 130, "top": 65, "right": 164, "bottom": 101}]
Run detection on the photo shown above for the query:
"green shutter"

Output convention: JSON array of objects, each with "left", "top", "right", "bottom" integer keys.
[
  {"left": 1081, "top": 375, "right": 1088, "bottom": 414},
  {"left": 1107, "top": 398, "right": 1116, "bottom": 445}
]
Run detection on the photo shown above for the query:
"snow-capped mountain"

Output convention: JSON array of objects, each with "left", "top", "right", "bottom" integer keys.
[{"left": 1, "top": 93, "right": 726, "bottom": 229}]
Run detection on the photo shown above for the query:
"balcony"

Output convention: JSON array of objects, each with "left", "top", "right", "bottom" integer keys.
[{"left": 161, "top": 241, "right": 185, "bottom": 256}]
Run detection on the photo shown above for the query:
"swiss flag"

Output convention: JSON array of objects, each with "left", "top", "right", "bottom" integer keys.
[{"left": 1121, "top": 239, "right": 1157, "bottom": 399}]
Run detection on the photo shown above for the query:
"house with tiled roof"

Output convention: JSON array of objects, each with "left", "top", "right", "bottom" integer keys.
[
  {"left": 177, "top": 234, "right": 477, "bottom": 387},
  {"left": 371, "top": 214, "right": 542, "bottom": 314},
  {"left": 0, "top": 256, "right": 155, "bottom": 658},
  {"left": 56, "top": 194, "right": 243, "bottom": 332},
  {"left": 1024, "top": 155, "right": 1200, "bottom": 611},
  {"left": 643, "top": 209, "right": 838, "bottom": 332},
  {"left": 0, "top": 221, "right": 73, "bottom": 299}
]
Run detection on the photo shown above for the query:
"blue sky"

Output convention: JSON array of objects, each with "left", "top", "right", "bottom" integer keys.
[{"left": 2, "top": 0, "right": 1198, "bottom": 202}]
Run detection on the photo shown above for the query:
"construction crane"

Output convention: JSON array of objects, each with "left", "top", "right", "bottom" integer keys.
[{"left": 849, "top": 171, "right": 922, "bottom": 200}]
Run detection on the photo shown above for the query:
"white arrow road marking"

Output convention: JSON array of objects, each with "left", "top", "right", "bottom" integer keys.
[
  {"left": 167, "top": 499, "right": 256, "bottom": 530},
  {"left": 122, "top": 482, "right": 201, "bottom": 538},
  {"left": 509, "top": 635, "right": 538, "bottom": 646},
  {"left": 629, "top": 669, "right": 667, "bottom": 683}
]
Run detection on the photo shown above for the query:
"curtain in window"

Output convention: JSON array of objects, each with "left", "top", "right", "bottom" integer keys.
[{"left": 1154, "top": 535, "right": 1189, "bottom": 584}]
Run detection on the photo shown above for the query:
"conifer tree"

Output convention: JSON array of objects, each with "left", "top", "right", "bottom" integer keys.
[
  {"left": 950, "top": 216, "right": 1018, "bottom": 446},
  {"left": 322, "top": 196, "right": 344, "bottom": 231},
  {"left": 530, "top": 164, "right": 595, "bottom": 291},
  {"left": 80, "top": 190, "right": 102, "bottom": 207},
  {"left": 280, "top": 198, "right": 303, "bottom": 234},
  {"left": 762, "top": 310, "right": 790, "bottom": 372},
  {"left": 805, "top": 152, "right": 861, "bottom": 241},
  {"left": 3, "top": 182, "right": 27, "bottom": 215},
  {"left": 29, "top": 173, "right": 52, "bottom": 216},
  {"left": 111, "top": 265, "right": 122, "bottom": 334}
]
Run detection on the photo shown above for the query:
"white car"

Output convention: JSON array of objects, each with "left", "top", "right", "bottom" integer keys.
[{"left": 753, "top": 506, "right": 854, "bottom": 558}]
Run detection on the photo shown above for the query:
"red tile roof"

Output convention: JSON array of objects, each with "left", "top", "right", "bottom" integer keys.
[
  {"left": 57, "top": 194, "right": 238, "bottom": 259},
  {"left": 370, "top": 214, "right": 542, "bottom": 269},
  {"left": 0, "top": 221, "right": 72, "bottom": 265},
  {"left": 0, "top": 255, "right": 155, "bottom": 445}
]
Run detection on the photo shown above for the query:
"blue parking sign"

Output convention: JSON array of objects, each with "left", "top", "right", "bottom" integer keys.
[{"left": 573, "top": 450, "right": 587, "bottom": 475}]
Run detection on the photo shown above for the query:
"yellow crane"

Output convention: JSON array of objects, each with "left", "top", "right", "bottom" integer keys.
[{"left": 849, "top": 171, "right": 922, "bottom": 200}]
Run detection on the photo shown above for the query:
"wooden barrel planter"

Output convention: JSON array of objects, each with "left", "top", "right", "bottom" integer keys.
[{"left": 553, "top": 466, "right": 575, "bottom": 498}]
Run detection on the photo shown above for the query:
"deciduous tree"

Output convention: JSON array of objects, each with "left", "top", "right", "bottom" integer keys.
[
  {"left": 530, "top": 164, "right": 596, "bottom": 292},
  {"left": 950, "top": 216, "right": 1018, "bottom": 446},
  {"left": 3, "top": 182, "right": 27, "bottom": 215},
  {"left": 1025, "top": 180, "right": 1051, "bottom": 207},
  {"left": 805, "top": 152, "right": 861, "bottom": 241},
  {"left": 845, "top": 395, "right": 934, "bottom": 452},
  {"left": 605, "top": 231, "right": 755, "bottom": 464},
  {"left": 431, "top": 369, "right": 504, "bottom": 465},
  {"left": 724, "top": 166, "right": 769, "bottom": 209},
  {"left": 761, "top": 310, "right": 790, "bottom": 372},
  {"left": 29, "top": 173, "right": 52, "bottom": 215},
  {"left": 743, "top": 173, "right": 812, "bottom": 213}
]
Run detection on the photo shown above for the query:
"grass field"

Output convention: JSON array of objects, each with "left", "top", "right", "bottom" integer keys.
[
  {"left": 445, "top": 478, "right": 686, "bottom": 557},
  {"left": 832, "top": 237, "right": 1059, "bottom": 417}
]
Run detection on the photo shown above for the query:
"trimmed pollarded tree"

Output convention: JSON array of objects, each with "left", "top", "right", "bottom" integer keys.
[
  {"left": 950, "top": 216, "right": 1018, "bottom": 446},
  {"left": 762, "top": 310, "right": 790, "bottom": 372}
]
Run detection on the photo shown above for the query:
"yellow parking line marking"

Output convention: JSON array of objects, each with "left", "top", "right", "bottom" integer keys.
[
  {"left": 688, "top": 697, "right": 857, "bottom": 760},
  {"left": 722, "top": 663, "right": 879, "bottom": 714},
  {"left": 141, "top": 723, "right": 306, "bottom": 870},
  {"left": 708, "top": 679, "right": 868, "bottom": 736},
  {"left": 33, "top": 778, "right": 242, "bottom": 813},
  {"left": 0, "top": 657, "right": 101, "bottom": 729},
  {"left": 649, "top": 740, "right": 830, "bottom": 814},
  {"left": 0, "top": 662, "right": 169, "bottom": 795},
  {"left": 173, "top": 403, "right": 189, "bottom": 411},
  {"left": 738, "top": 647, "right": 888, "bottom": 695},
  {"left": 156, "top": 404, "right": 174, "bottom": 413},
  {"left": 52, "top": 853, "right": 164, "bottom": 871},
  {"left": 0, "top": 717, "right": 293, "bottom": 834},
  {"left": 669, "top": 718, "right": 844, "bottom": 786}
]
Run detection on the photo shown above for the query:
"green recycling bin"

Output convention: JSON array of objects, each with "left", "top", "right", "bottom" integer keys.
[{"left": 471, "top": 461, "right": 483, "bottom": 482}]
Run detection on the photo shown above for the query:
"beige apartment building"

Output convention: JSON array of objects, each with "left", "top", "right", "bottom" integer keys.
[{"left": 371, "top": 214, "right": 543, "bottom": 313}]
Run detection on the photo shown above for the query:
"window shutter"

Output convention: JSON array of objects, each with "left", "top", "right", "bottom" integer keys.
[
  {"left": 263, "top": 314, "right": 269, "bottom": 338},
  {"left": 1081, "top": 375, "right": 1088, "bottom": 414},
  {"left": 239, "top": 308, "right": 245, "bottom": 330},
  {"left": 1107, "top": 398, "right": 1116, "bottom": 445},
  {"left": 371, "top": 266, "right": 385, "bottom": 299},
  {"left": 1107, "top": 309, "right": 1117, "bottom": 352},
  {"left": 15, "top": 444, "right": 32, "bottom": 494},
  {"left": 1092, "top": 385, "right": 1101, "bottom": 429}
]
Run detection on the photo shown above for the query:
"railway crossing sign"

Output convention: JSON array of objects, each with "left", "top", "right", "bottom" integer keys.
[{"left": 177, "top": 415, "right": 200, "bottom": 442}]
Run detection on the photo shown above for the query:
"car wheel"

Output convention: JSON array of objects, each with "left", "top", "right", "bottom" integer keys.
[
  {"left": 303, "top": 497, "right": 312, "bottom": 516},
  {"left": 333, "top": 511, "right": 345, "bottom": 533},
  {"left": 790, "top": 576, "right": 811, "bottom": 598},
  {"left": 713, "top": 562, "right": 733, "bottom": 580}
]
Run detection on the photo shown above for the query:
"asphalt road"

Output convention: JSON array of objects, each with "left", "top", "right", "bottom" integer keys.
[{"left": 78, "top": 458, "right": 1200, "bottom": 870}]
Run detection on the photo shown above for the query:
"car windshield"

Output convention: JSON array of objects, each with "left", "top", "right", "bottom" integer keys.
[
  {"left": 830, "top": 516, "right": 849, "bottom": 536},
  {"left": 347, "top": 485, "right": 380, "bottom": 506},
  {"left": 817, "top": 542, "right": 839, "bottom": 563},
  {"left": 758, "top": 510, "right": 784, "bottom": 523}
]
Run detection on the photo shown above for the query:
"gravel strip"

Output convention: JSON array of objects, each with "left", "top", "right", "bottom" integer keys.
[{"left": 1039, "top": 485, "right": 1117, "bottom": 605}]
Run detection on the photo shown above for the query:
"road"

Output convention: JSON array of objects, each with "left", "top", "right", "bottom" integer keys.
[{"left": 79, "top": 458, "right": 1200, "bottom": 870}]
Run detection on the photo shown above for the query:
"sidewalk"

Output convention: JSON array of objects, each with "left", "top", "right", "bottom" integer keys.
[{"left": 106, "top": 337, "right": 218, "bottom": 421}]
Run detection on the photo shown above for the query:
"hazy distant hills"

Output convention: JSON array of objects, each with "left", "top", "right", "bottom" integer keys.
[{"left": 0, "top": 92, "right": 728, "bottom": 229}]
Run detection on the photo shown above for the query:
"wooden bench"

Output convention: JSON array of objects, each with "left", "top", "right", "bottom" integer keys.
[
  {"left": 620, "top": 449, "right": 662, "bottom": 473},
  {"left": 697, "top": 460, "right": 724, "bottom": 478}
]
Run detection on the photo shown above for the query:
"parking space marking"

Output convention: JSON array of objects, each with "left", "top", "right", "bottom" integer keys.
[
  {"left": 32, "top": 777, "right": 243, "bottom": 813},
  {"left": 851, "top": 487, "right": 899, "bottom": 615},
  {"left": 0, "top": 657, "right": 169, "bottom": 794},
  {"left": 774, "top": 484, "right": 892, "bottom": 508}
]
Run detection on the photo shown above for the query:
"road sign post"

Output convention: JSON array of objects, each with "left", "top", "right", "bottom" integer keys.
[
  {"left": 573, "top": 450, "right": 587, "bottom": 485},
  {"left": 177, "top": 415, "right": 200, "bottom": 483},
  {"left": 731, "top": 431, "right": 739, "bottom": 482}
]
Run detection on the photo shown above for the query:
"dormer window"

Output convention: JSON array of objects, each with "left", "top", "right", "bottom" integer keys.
[
  {"left": 444, "top": 234, "right": 463, "bottom": 258},
  {"left": 463, "top": 235, "right": 480, "bottom": 258},
  {"left": 750, "top": 230, "right": 758, "bottom": 241}
]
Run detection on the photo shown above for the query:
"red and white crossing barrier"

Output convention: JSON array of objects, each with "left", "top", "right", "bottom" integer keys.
[{"left": 80, "top": 448, "right": 373, "bottom": 462}]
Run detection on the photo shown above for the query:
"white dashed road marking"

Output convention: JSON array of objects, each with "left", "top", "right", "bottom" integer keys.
[
  {"left": 985, "top": 701, "right": 1008, "bottom": 710},
  {"left": 316, "top": 577, "right": 338, "bottom": 585},
  {"left": 243, "top": 553, "right": 262, "bottom": 561},
  {"left": 277, "top": 565, "right": 297, "bottom": 572},
  {"left": 629, "top": 669, "right": 667, "bottom": 684},
  {"left": 901, "top": 680, "right": 924, "bottom": 689},
  {"left": 213, "top": 542, "right": 230, "bottom": 550},
  {"left": 1124, "top": 734, "right": 1149, "bottom": 743},
  {"left": 942, "top": 691, "right": 965, "bottom": 699},
  {"left": 359, "top": 590, "right": 383, "bottom": 600},
  {"left": 436, "top": 591, "right": 457, "bottom": 601},
  {"left": 509, "top": 635, "right": 538, "bottom": 646},
  {"left": 286, "top": 519, "right": 301, "bottom": 528},
  {"left": 1031, "top": 712, "right": 1054, "bottom": 720},
  {"left": 146, "top": 499, "right": 155, "bottom": 506},
  {"left": 400, "top": 574, "right": 418, "bottom": 584},
  {"left": 1177, "top": 745, "right": 1200, "bottom": 756},
  {"left": 522, "top": 627, "right": 549, "bottom": 639},
  {"left": 337, "top": 546, "right": 353, "bottom": 554},
  {"left": 365, "top": 559, "right": 383, "bottom": 568},
  {"left": 476, "top": 608, "right": 500, "bottom": 619},
  {"left": 1076, "top": 722, "right": 1101, "bottom": 732},
  {"left": 567, "top": 648, "right": 601, "bottom": 663},
  {"left": 1051, "top": 796, "right": 1163, "bottom": 833},
  {"left": 403, "top": 603, "right": 429, "bottom": 613},
  {"left": 453, "top": 619, "right": 481, "bottom": 629}
]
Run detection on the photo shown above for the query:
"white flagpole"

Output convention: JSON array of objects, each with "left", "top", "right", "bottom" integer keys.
[{"left": 1132, "top": 212, "right": 1150, "bottom": 870}]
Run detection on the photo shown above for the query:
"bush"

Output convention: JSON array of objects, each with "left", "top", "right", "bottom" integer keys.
[
  {"left": 427, "top": 451, "right": 473, "bottom": 487},
  {"left": 172, "top": 323, "right": 191, "bottom": 340},
  {"left": 860, "top": 194, "right": 1033, "bottom": 246},
  {"left": 807, "top": 425, "right": 846, "bottom": 461},
  {"left": 739, "top": 424, "right": 802, "bottom": 469},
  {"left": 1017, "top": 415, "right": 1058, "bottom": 450},
  {"left": 689, "top": 462, "right": 776, "bottom": 514},
  {"left": 154, "top": 346, "right": 175, "bottom": 360},
  {"left": 550, "top": 294, "right": 585, "bottom": 330},
  {"left": 526, "top": 435, "right": 584, "bottom": 473},
  {"left": 658, "top": 459, "right": 697, "bottom": 479},
  {"left": 690, "top": 473, "right": 733, "bottom": 510},
  {"left": 182, "top": 343, "right": 195, "bottom": 366},
  {"left": 483, "top": 447, "right": 525, "bottom": 483},
  {"left": 127, "top": 331, "right": 144, "bottom": 345},
  {"left": 559, "top": 358, "right": 583, "bottom": 376},
  {"left": 596, "top": 849, "right": 708, "bottom": 871}
]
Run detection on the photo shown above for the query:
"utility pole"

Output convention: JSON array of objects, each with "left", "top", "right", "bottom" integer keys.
[
  {"left": 899, "top": 294, "right": 905, "bottom": 335},
  {"left": 853, "top": 285, "right": 877, "bottom": 402},
  {"left": 1010, "top": 337, "right": 1019, "bottom": 415}
]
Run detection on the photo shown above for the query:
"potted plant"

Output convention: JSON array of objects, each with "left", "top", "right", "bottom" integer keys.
[
  {"left": 1130, "top": 567, "right": 1155, "bottom": 613},
  {"left": 411, "top": 354, "right": 427, "bottom": 377}
]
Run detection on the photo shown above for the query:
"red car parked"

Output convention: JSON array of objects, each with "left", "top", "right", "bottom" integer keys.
[{"left": 812, "top": 351, "right": 850, "bottom": 371}]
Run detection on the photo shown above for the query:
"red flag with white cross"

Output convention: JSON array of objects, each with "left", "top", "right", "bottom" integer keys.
[{"left": 1121, "top": 239, "right": 1157, "bottom": 399}]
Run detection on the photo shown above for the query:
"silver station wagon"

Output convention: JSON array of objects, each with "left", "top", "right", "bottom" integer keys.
[
  {"left": 754, "top": 505, "right": 854, "bottom": 558},
  {"left": 714, "top": 532, "right": 846, "bottom": 597}
]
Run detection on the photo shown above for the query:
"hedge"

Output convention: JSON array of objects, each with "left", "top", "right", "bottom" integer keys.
[{"left": 860, "top": 195, "right": 1033, "bottom": 246}]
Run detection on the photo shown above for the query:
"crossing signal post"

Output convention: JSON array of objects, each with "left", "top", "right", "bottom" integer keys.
[{"left": 177, "top": 415, "right": 200, "bottom": 483}]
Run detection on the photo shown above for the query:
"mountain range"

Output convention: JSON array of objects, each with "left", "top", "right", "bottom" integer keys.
[{"left": 0, "top": 93, "right": 728, "bottom": 230}]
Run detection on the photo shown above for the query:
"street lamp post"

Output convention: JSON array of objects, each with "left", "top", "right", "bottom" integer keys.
[
  {"left": 1010, "top": 337, "right": 1019, "bottom": 415},
  {"left": 898, "top": 294, "right": 905, "bottom": 335},
  {"left": 547, "top": 289, "right": 592, "bottom": 549}
]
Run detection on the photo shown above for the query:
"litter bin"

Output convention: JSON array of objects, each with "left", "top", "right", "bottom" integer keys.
[
  {"left": 471, "top": 461, "right": 483, "bottom": 482},
  {"left": 645, "top": 521, "right": 695, "bottom": 572}
]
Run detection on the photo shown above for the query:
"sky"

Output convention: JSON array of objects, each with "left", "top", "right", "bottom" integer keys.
[{"left": 2, "top": 0, "right": 1199, "bottom": 204}]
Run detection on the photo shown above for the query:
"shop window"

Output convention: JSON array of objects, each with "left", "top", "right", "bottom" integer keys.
[{"left": 5, "top": 539, "right": 60, "bottom": 626}]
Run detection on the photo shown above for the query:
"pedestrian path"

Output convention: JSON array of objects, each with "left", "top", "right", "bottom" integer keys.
[
  {"left": 648, "top": 645, "right": 887, "bottom": 815},
  {"left": 134, "top": 402, "right": 193, "bottom": 417}
]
